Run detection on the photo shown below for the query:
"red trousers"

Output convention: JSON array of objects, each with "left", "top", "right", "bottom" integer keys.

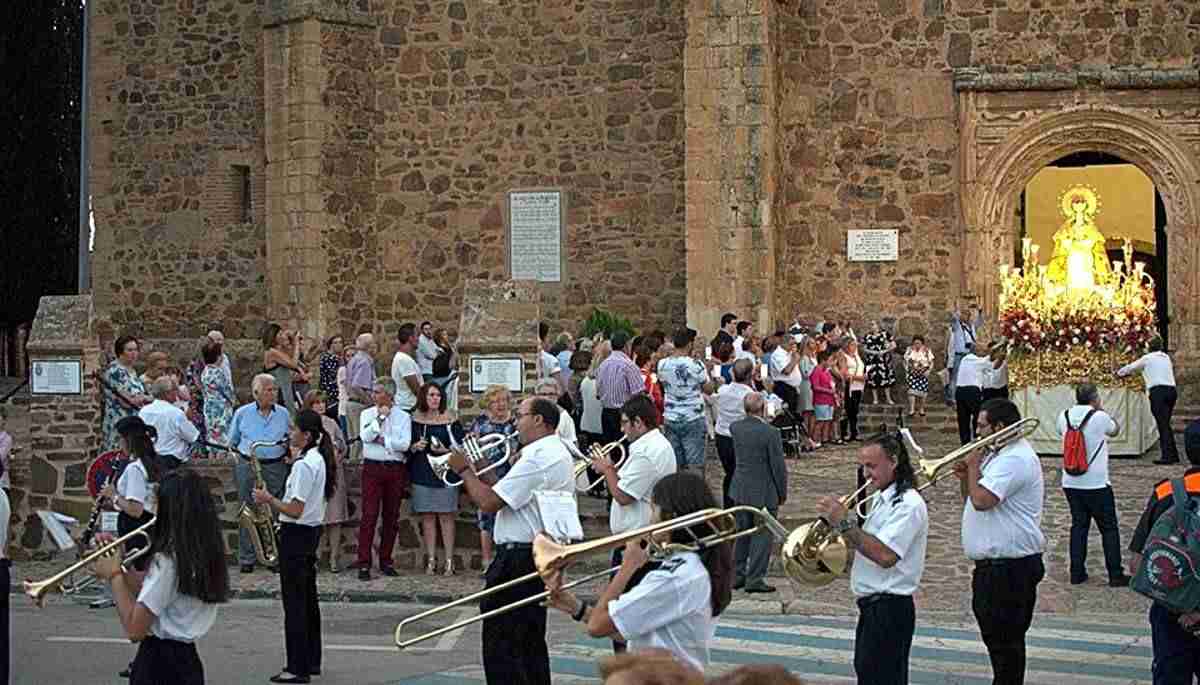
[{"left": 356, "top": 461, "right": 409, "bottom": 567}]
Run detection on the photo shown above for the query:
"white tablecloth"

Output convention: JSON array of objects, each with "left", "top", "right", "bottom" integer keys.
[{"left": 1012, "top": 385, "right": 1157, "bottom": 456}]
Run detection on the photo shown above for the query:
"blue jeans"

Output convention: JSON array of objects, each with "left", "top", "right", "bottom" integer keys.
[
  {"left": 944, "top": 351, "right": 967, "bottom": 404},
  {"left": 663, "top": 417, "right": 706, "bottom": 470}
]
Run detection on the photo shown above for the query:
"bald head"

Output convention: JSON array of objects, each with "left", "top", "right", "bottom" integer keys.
[
  {"left": 743, "top": 392, "right": 765, "bottom": 417},
  {"left": 731, "top": 358, "right": 753, "bottom": 383}
]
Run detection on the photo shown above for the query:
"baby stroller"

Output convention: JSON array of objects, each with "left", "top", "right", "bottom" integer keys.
[{"left": 766, "top": 392, "right": 811, "bottom": 457}]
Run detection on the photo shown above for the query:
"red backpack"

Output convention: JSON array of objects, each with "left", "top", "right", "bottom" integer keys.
[{"left": 1062, "top": 409, "right": 1102, "bottom": 476}]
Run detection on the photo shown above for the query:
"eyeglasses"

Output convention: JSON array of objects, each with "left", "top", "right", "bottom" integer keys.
[{"left": 515, "top": 411, "right": 534, "bottom": 419}]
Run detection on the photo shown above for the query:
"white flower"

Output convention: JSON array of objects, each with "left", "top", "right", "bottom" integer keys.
[{"left": 1072, "top": 337, "right": 1079, "bottom": 344}]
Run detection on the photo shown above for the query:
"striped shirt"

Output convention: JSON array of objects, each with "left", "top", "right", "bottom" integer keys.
[{"left": 596, "top": 351, "right": 645, "bottom": 409}]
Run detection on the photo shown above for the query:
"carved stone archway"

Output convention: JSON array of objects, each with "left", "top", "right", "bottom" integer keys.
[{"left": 957, "top": 72, "right": 1200, "bottom": 367}]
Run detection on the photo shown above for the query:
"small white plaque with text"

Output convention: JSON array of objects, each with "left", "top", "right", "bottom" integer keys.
[{"left": 847, "top": 229, "right": 899, "bottom": 262}]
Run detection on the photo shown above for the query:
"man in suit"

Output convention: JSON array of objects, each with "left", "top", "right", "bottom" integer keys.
[{"left": 729, "top": 393, "right": 788, "bottom": 593}]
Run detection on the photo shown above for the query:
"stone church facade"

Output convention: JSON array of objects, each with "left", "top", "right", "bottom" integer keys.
[{"left": 86, "top": 0, "right": 1199, "bottom": 366}]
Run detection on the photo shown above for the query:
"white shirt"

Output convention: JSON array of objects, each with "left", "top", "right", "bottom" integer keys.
[
  {"left": 540, "top": 350, "right": 561, "bottom": 380},
  {"left": 416, "top": 335, "right": 440, "bottom": 375},
  {"left": 851, "top": 484, "right": 927, "bottom": 597},
  {"left": 609, "top": 551, "right": 715, "bottom": 672},
  {"left": 609, "top": 429, "right": 677, "bottom": 534},
  {"left": 714, "top": 383, "right": 754, "bottom": 437},
  {"left": 961, "top": 438, "right": 1045, "bottom": 560},
  {"left": 138, "top": 553, "right": 219, "bottom": 642},
  {"left": 1118, "top": 351, "right": 1175, "bottom": 389},
  {"left": 279, "top": 447, "right": 327, "bottom": 526},
  {"left": 770, "top": 347, "right": 801, "bottom": 387},
  {"left": 139, "top": 399, "right": 199, "bottom": 460},
  {"left": 556, "top": 408, "right": 577, "bottom": 447},
  {"left": 390, "top": 351, "right": 421, "bottom": 410},
  {"left": 0, "top": 488, "right": 10, "bottom": 556},
  {"left": 580, "top": 377, "right": 603, "bottom": 434},
  {"left": 360, "top": 406, "right": 412, "bottom": 462},
  {"left": 845, "top": 354, "right": 865, "bottom": 392},
  {"left": 733, "top": 336, "right": 746, "bottom": 355},
  {"left": 985, "top": 360, "right": 1008, "bottom": 389},
  {"left": 954, "top": 353, "right": 991, "bottom": 389},
  {"left": 492, "top": 434, "right": 574, "bottom": 544},
  {"left": 117, "top": 459, "right": 156, "bottom": 514},
  {"left": 1056, "top": 405, "right": 1118, "bottom": 490}
]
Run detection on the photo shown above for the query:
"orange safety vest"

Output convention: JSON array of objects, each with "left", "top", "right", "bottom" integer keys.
[{"left": 1154, "top": 472, "right": 1200, "bottom": 501}]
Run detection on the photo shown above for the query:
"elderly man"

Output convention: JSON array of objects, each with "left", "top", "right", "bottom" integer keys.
[
  {"left": 138, "top": 376, "right": 199, "bottom": 469},
  {"left": 228, "top": 373, "right": 291, "bottom": 573},
  {"left": 729, "top": 393, "right": 787, "bottom": 593},
  {"left": 596, "top": 330, "right": 645, "bottom": 445},
  {"left": 715, "top": 359, "right": 755, "bottom": 507},
  {"left": 344, "top": 332, "right": 377, "bottom": 461},
  {"left": 535, "top": 378, "right": 577, "bottom": 449},
  {"left": 354, "top": 376, "right": 412, "bottom": 580}
]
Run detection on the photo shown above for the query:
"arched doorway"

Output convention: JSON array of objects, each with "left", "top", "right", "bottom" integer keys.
[{"left": 1015, "top": 151, "right": 1171, "bottom": 346}]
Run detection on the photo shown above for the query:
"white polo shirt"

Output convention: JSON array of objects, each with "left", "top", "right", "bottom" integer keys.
[
  {"left": 139, "top": 399, "right": 199, "bottom": 460},
  {"left": 850, "top": 484, "right": 927, "bottom": 597},
  {"left": 954, "top": 353, "right": 991, "bottom": 389},
  {"left": 279, "top": 448, "right": 327, "bottom": 526},
  {"left": 390, "top": 351, "right": 421, "bottom": 410},
  {"left": 1118, "top": 351, "right": 1175, "bottom": 390},
  {"left": 117, "top": 459, "right": 157, "bottom": 514},
  {"left": 138, "top": 553, "right": 219, "bottom": 643},
  {"left": 961, "top": 438, "right": 1045, "bottom": 560},
  {"left": 609, "top": 429, "right": 677, "bottom": 535},
  {"left": 714, "top": 383, "right": 754, "bottom": 437},
  {"left": 770, "top": 347, "right": 801, "bottom": 388},
  {"left": 1056, "top": 406, "right": 1118, "bottom": 490},
  {"left": 609, "top": 551, "right": 715, "bottom": 672},
  {"left": 492, "top": 434, "right": 574, "bottom": 544}
]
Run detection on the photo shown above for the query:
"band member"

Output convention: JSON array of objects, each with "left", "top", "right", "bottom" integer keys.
[
  {"left": 106, "top": 417, "right": 162, "bottom": 570},
  {"left": 592, "top": 394, "right": 677, "bottom": 651},
  {"left": 229, "top": 374, "right": 291, "bottom": 573},
  {"left": 253, "top": 409, "right": 336, "bottom": 683},
  {"left": 954, "top": 398, "right": 1045, "bottom": 685},
  {"left": 446, "top": 397, "right": 574, "bottom": 685},
  {"left": 817, "top": 433, "right": 927, "bottom": 685},
  {"left": 545, "top": 472, "right": 734, "bottom": 672},
  {"left": 91, "top": 470, "right": 230, "bottom": 685}
]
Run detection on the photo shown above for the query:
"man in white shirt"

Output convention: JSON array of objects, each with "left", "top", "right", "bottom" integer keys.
[
  {"left": 953, "top": 343, "right": 991, "bottom": 445},
  {"left": 818, "top": 432, "right": 927, "bottom": 685},
  {"left": 1117, "top": 338, "right": 1179, "bottom": 465},
  {"left": 538, "top": 322, "right": 564, "bottom": 394},
  {"left": 945, "top": 302, "right": 984, "bottom": 404},
  {"left": 982, "top": 342, "right": 1009, "bottom": 402},
  {"left": 447, "top": 397, "right": 574, "bottom": 685},
  {"left": 733, "top": 321, "right": 754, "bottom": 360},
  {"left": 138, "top": 377, "right": 199, "bottom": 468},
  {"left": 1056, "top": 383, "right": 1129, "bottom": 587},
  {"left": 954, "top": 398, "right": 1045, "bottom": 685},
  {"left": 769, "top": 334, "right": 803, "bottom": 416},
  {"left": 354, "top": 377, "right": 412, "bottom": 580},
  {"left": 590, "top": 394, "right": 676, "bottom": 652},
  {"left": 416, "top": 321, "right": 440, "bottom": 382},
  {"left": 390, "top": 323, "right": 422, "bottom": 412},
  {"left": 715, "top": 359, "right": 755, "bottom": 507}
]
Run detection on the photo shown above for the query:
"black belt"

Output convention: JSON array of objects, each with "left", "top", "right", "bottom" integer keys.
[
  {"left": 497, "top": 542, "right": 533, "bottom": 552},
  {"left": 363, "top": 459, "right": 406, "bottom": 467},
  {"left": 974, "top": 553, "right": 1041, "bottom": 568},
  {"left": 856, "top": 592, "right": 912, "bottom": 609},
  {"left": 256, "top": 457, "right": 284, "bottom": 464}
]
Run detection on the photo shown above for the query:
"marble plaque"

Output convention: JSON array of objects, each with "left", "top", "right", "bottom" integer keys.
[
  {"left": 470, "top": 356, "right": 524, "bottom": 393},
  {"left": 847, "top": 229, "right": 899, "bottom": 262},
  {"left": 30, "top": 359, "right": 83, "bottom": 395},
  {"left": 508, "top": 190, "right": 563, "bottom": 282}
]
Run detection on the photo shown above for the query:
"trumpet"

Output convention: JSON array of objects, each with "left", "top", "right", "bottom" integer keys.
[
  {"left": 783, "top": 417, "right": 1039, "bottom": 587},
  {"left": 428, "top": 432, "right": 520, "bottom": 487},
  {"left": 395, "top": 505, "right": 789, "bottom": 648},
  {"left": 570, "top": 437, "right": 629, "bottom": 493},
  {"left": 24, "top": 517, "right": 156, "bottom": 607}
]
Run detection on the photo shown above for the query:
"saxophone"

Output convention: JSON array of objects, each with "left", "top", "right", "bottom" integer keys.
[{"left": 239, "top": 439, "right": 286, "bottom": 567}]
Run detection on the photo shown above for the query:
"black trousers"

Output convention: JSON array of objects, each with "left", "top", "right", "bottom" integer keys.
[
  {"left": 775, "top": 382, "right": 799, "bottom": 416},
  {"left": 131, "top": 635, "right": 204, "bottom": 685},
  {"left": 955, "top": 386, "right": 983, "bottom": 445},
  {"left": 715, "top": 434, "right": 736, "bottom": 509},
  {"left": 971, "top": 554, "right": 1044, "bottom": 685},
  {"left": 1149, "top": 385, "right": 1179, "bottom": 463},
  {"left": 600, "top": 407, "right": 624, "bottom": 446},
  {"left": 0, "top": 560, "right": 8, "bottom": 685},
  {"left": 279, "top": 523, "right": 322, "bottom": 677},
  {"left": 982, "top": 386, "right": 1010, "bottom": 402},
  {"left": 841, "top": 388, "right": 863, "bottom": 440},
  {"left": 1063, "top": 486, "right": 1124, "bottom": 582},
  {"left": 119, "top": 510, "right": 155, "bottom": 572},
  {"left": 1149, "top": 602, "right": 1200, "bottom": 685},
  {"left": 481, "top": 545, "right": 550, "bottom": 685},
  {"left": 854, "top": 594, "right": 915, "bottom": 685}
]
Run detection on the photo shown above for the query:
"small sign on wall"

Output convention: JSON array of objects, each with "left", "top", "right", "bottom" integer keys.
[
  {"left": 30, "top": 359, "right": 83, "bottom": 395},
  {"left": 470, "top": 356, "right": 524, "bottom": 394},
  {"left": 847, "top": 229, "right": 899, "bottom": 262}
]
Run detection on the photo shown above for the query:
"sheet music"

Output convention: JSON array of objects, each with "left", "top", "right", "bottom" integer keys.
[{"left": 535, "top": 490, "right": 583, "bottom": 542}]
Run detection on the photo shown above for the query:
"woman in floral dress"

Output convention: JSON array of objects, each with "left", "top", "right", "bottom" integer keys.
[
  {"left": 100, "top": 335, "right": 151, "bottom": 452},
  {"left": 862, "top": 320, "right": 897, "bottom": 405},
  {"left": 903, "top": 335, "right": 935, "bottom": 417},
  {"left": 318, "top": 335, "right": 343, "bottom": 420},
  {"left": 469, "top": 385, "right": 516, "bottom": 575},
  {"left": 200, "top": 341, "right": 236, "bottom": 450}
]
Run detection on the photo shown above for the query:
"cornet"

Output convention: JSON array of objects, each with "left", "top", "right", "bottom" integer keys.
[
  {"left": 428, "top": 432, "right": 520, "bottom": 486},
  {"left": 570, "top": 437, "right": 629, "bottom": 493},
  {"left": 24, "top": 517, "right": 156, "bottom": 607}
]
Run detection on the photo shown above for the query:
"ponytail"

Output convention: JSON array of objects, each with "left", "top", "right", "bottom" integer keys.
[{"left": 295, "top": 409, "right": 338, "bottom": 499}]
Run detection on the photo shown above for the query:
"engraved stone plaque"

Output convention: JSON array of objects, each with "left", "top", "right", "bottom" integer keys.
[
  {"left": 847, "top": 229, "right": 899, "bottom": 262},
  {"left": 508, "top": 190, "right": 563, "bottom": 282}
]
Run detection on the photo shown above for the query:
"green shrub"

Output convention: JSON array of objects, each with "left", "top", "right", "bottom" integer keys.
[{"left": 579, "top": 308, "right": 636, "bottom": 340}]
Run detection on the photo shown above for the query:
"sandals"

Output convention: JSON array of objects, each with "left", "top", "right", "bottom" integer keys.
[
  {"left": 444, "top": 559, "right": 455, "bottom": 577},
  {"left": 425, "top": 557, "right": 437, "bottom": 576}
]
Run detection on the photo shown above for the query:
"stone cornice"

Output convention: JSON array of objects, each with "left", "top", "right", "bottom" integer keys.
[
  {"left": 264, "top": 0, "right": 376, "bottom": 28},
  {"left": 953, "top": 68, "right": 1200, "bottom": 92}
]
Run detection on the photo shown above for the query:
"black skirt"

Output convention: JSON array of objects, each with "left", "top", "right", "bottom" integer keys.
[{"left": 131, "top": 635, "right": 204, "bottom": 685}]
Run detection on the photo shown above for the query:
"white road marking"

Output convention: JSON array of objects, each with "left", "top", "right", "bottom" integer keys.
[{"left": 47, "top": 637, "right": 129, "bottom": 644}]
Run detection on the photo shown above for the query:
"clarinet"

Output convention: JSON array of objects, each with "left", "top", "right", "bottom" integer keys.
[{"left": 79, "top": 475, "right": 111, "bottom": 552}]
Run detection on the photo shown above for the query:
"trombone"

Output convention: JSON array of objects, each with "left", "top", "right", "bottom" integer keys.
[
  {"left": 569, "top": 437, "right": 629, "bottom": 494},
  {"left": 395, "top": 505, "right": 789, "bottom": 649},
  {"left": 24, "top": 517, "right": 156, "bottom": 607},
  {"left": 428, "top": 432, "right": 520, "bottom": 487}
]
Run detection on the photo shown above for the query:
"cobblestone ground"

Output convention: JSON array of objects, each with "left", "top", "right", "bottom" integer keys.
[{"left": 14, "top": 417, "right": 1177, "bottom": 623}]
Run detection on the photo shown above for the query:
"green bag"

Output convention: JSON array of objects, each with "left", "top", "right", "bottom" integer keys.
[{"left": 1132, "top": 478, "right": 1200, "bottom": 613}]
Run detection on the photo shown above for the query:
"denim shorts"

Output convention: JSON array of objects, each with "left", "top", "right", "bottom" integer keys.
[{"left": 814, "top": 405, "right": 834, "bottom": 421}]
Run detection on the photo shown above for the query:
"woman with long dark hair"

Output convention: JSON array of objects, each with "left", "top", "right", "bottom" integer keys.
[
  {"left": 545, "top": 471, "right": 734, "bottom": 671},
  {"left": 253, "top": 409, "right": 335, "bottom": 683},
  {"left": 105, "top": 417, "right": 163, "bottom": 570},
  {"left": 91, "top": 469, "right": 230, "bottom": 685}
]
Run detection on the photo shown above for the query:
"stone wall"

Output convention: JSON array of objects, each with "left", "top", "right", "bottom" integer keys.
[{"left": 772, "top": 0, "right": 1199, "bottom": 346}]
